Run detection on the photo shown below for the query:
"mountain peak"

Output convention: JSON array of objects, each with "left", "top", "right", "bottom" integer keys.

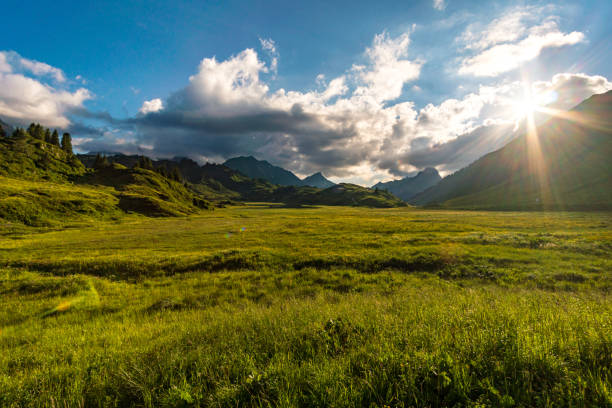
[
  {"left": 420, "top": 167, "right": 439, "bottom": 175},
  {"left": 223, "top": 156, "right": 303, "bottom": 186},
  {"left": 372, "top": 168, "right": 441, "bottom": 201},
  {"left": 302, "top": 172, "right": 335, "bottom": 188}
]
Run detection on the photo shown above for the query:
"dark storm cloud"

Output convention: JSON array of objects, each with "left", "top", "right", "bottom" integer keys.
[
  {"left": 65, "top": 121, "right": 107, "bottom": 138},
  {"left": 112, "top": 102, "right": 370, "bottom": 177}
]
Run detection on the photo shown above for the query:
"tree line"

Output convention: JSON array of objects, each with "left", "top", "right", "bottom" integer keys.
[
  {"left": 0, "top": 122, "right": 73, "bottom": 154},
  {"left": 0, "top": 120, "right": 185, "bottom": 183},
  {"left": 93, "top": 154, "right": 184, "bottom": 182}
]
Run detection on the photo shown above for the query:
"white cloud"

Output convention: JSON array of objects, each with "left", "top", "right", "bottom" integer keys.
[
  {"left": 353, "top": 32, "right": 422, "bottom": 102},
  {"left": 1, "top": 51, "right": 66, "bottom": 82},
  {"left": 459, "top": 11, "right": 585, "bottom": 77},
  {"left": 0, "top": 53, "right": 11, "bottom": 73},
  {"left": 416, "top": 93, "right": 486, "bottom": 144},
  {"left": 259, "top": 38, "right": 278, "bottom": 74},
  {"left": 139, "top": 98, "right": 164, "bottom": 114},
  {"left": 0, "top": 52, "right": 91, "bottom": 128},
  {"left": 461, "top": 10, "right": 529, "bottom": 50},
  {"left": 532, "top": 73, "right": 612, "bottom": 109},
  {"left": 172, "top": 48, "right": 270, "bottom": 116},
  {"left": 433, "top": 0, "right": 446, "bottom": 11},
  {"left": 19, "top": 57, "right": 66, "bottom": 82},
  {"left": 75, "top": 74, "right": 87, "bottom": 85}
]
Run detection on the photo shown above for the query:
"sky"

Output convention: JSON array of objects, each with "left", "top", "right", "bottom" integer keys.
[{"left": 1, "top": 0, "right": 611, "bottom": 185}]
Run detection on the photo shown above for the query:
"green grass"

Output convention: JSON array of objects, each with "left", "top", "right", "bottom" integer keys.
[
  {"left": 0, "top": 136, "right": 85, "bottom": 182},
  {"left": 0, "top": 176, "right": 123, "bottom": 226},
  {"left": 80, "top": 164, "right": 211, "bottom": 217},
  {"left": 1, "top": 206, "right": 611, "bottom": 407},
  {"left": 0, "top": 135, "right": 212, "bottom": 225}
]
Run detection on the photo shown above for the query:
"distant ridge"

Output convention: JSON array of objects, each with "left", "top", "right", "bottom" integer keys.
[
  {"left": 77, "top": 154, "right": 403, "bottom": 208},
  {"left": 411, "top": 91, "right": 612, "bottom": 210},
  {"left": 224, "top": 156, "right": 303, "bottom": 186},
  {"left": 223, "top": 155, "right": 335, "bottom": 188},
  {"left": 372, "top": 168, "right": 441, "bottom": 201}
]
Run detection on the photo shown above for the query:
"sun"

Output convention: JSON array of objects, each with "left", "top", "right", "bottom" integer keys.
[{"left": 512, "top": 94, "right": 539, "bottom": 119}]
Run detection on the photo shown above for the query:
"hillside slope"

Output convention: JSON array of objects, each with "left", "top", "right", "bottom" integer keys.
[
  {"left": 287, "top": 183, "right": 407, "bottom": 208},
  {"left": 81, "top": 164, "right": 210, "bottom": 216},
  {"left": 373, "top": 168, "right": 441, "bottom": 201},
  {"left": 411, "top": 91, "right": 612, "bottom": 210},
  {"left": 0, "top": 132, "right": 210, "bottom": 225},
  {"left": 0, "top": 134, "right": 86, "bottom": 181}
]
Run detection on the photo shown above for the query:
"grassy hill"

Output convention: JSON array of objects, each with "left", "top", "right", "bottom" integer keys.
[
  {"left": 0, "top": 133, "right": 86, "bottom": 182},
  {"left": 0, "top": 132, "right": 211, "bottom": 225},
  {"left": 80, "top": 163, "right": 210, "bottom": 217},
  {"left": 278, "top": 183, "right": 407, "bottom": 208},
  {"left": 412, "top": 91, "right": 612, "bottom": 210},
  {"left": 0, "top": 175, "right": 122, "bottom": 226}
]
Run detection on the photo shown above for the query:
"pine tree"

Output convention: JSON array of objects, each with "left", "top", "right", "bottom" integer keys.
[
  {"left": 12, "top": 128, "right": 28, "bottom": 139},
  {"left": 93, "top": 153, "right": 109, "bottom": 169},
  {"left": 50, "top": 130, "right": 60, "bottom": 146},
  {"left": 27, "top": 123, "right": 36, "bottom": 137},
  {"left": 138, "top": 156, "right": 154, "bottom": 170},
  {"left": 44, "top": 128, "right": 51, "bottom": 142},
  {"left": 61, "top": 133, "right": 73, "bottom": 154},
  {"left": 27, "top": 123, "right": 45, "bottom": 140},
  {"left": 0, "top": 125, "right": 6, "bottom": 138},
  {"left": 156, "top": 164, "right": 168, "bottom": 177},
  {"left": 34, "top": 124, "right": 45, "bottom": 140},
  {"left": 170, "top": 166, "right": 183, "bottom": 182}
]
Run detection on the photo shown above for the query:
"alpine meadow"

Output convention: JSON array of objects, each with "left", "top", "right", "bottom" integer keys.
[{"left": 1, "top": 0, "right": 612, "bottom": 407}]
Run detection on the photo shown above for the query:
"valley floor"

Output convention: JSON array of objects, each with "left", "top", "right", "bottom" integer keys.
[{"left": 1, "top": 206, "right": 611, "bottom": 406}]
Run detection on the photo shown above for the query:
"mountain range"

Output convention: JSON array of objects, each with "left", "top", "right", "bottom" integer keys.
[
  {"left": 1, "top": 90, "right": 610, "bottom": 224},
  {"left": 77, "top": 154, "right": 404, "bottom": 209},
  {"left": 223, "top": 156, "right": 335, "bottom": 188},
  {"left": 372, "top": 168, "right": 441, "bottom": 201},
  {"left": 411, "top": 90, "right": 612, "bottom": 210}
]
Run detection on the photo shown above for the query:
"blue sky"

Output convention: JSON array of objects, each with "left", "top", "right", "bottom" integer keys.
[{"left": 1, "top": 0, "right": 611, "bottom": 184}]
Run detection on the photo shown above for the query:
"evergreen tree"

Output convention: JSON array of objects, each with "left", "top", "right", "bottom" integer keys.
[
  {"left": 170, "top": 166, "right": 183, "bottom": 182},
  {"left": 50, "top": 130, "right": 60, "bottom": 146},
  {"left": 27, "top": 123, "right": 36, "bottom": 137},
  {"left": 0, "top": 125, "right": 5, "bottom": 138},
  {"left": 93, "top": 153, "right": 110, "bottom": 169},
  {"left": 156, "top": 164, "right": 168, "bottom": 177},
  {"left": 138, "top": 156, "right": 154, "bottom": 170},
  {"left": 61, "top": 133, "right": 73, "bottom": 154},
  {"left": 27, "top": 123, "right": 45, "bottom": 140},
  {"left": 44, "top": 128, "right": 51, "bottom": 142},
  {"left": 12, "top": 128, "right": 28, "bottom": 139},
  {"left": 34, "top": 124, "right": 45, "bottom": 140}
]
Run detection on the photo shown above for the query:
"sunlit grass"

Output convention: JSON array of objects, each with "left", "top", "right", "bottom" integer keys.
[{"left": 0, "top": 206, "right": 611, "bottom": 406}]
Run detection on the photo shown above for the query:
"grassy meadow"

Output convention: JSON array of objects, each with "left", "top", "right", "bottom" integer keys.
[{"left": 1, "top": 205, "right": 611, "bottom": 407}]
